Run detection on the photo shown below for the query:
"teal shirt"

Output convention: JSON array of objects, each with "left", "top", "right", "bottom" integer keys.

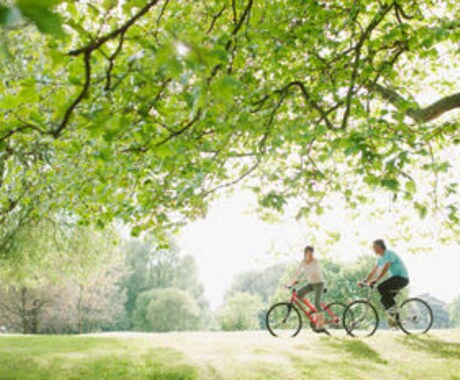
[{"left": 377, "top": 249, "right": 409, "bottom": 279}]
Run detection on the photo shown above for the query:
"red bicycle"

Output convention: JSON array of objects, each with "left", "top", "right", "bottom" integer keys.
[{"left": 266, "top": 285, "right": 346, "bottom": 337}]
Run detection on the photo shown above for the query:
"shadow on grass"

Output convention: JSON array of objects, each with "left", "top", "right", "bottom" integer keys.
[
  {"left": 325, "top": 338, "right": 388, "bottom": 364},
  {"left": 400, "top": 335, "right": 460, "bottom": 360}
]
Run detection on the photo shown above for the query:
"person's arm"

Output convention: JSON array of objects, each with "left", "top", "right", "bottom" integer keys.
[
  {"left": 364, "top": 264, "right": 379, "bottom": 284},
  {"left": 288, "top": 264, "right": 302, "bottom": 286},
  {"left": 372, "top": 262, "right": 390, "bottom": 284}
]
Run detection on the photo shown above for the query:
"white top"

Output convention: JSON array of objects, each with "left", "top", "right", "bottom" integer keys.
[{"left": 296, "top": 259, "right": 324, "bottom": 284}]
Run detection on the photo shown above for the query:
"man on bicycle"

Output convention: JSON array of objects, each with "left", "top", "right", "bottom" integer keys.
[{"left": 361, "top": 239, "right": 409, "bottom": 325}]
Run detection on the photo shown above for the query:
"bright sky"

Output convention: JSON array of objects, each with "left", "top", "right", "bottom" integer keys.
[{"left": 179, "top": 190, "right": 460, "bottom": 310}]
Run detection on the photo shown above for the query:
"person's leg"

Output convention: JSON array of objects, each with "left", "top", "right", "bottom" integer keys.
[
  {"left": 297, "top": 284, "right": 313, "bottom": 299},
  {"left": 312, "top": 283, "right": 324, "bottom": 312},
  {"left": 378, "top": 277, "right": 409, "bottom": 310},
  {"left": 312, "top": 283, "right": 325, "bottom": 327},
  {"left": 377, "top": 278, "right": 394, "bottom": 310}
]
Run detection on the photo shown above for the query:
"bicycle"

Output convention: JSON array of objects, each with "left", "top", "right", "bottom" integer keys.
[
  {"left": 266, "top": 284, "right": 347, "bottom": 337},
  {"left": 343, "top": 282, "right": 434, "bottom": 337}
]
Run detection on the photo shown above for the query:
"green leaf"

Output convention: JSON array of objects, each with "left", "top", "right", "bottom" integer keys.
[
  {"left": 0, "top": 6, "right": 9, "bottom": 25},
  {"left": 17, "top": 0, "right": 65, "bottom": 37}
]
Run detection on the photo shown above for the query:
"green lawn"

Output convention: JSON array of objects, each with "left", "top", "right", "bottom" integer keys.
[{"left": 1, "top": 330, "right": 460, "bottom": 380}]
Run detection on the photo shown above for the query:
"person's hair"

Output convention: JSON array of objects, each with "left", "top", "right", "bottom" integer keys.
[
  {"left": 304, "top": 245, "right": 314, "bottom": 253},
  {"left": 373, "top": 239, "right": 386, "bottom": 250}
]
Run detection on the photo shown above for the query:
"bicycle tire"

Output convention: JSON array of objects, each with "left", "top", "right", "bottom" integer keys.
[
  {"left": 397, "top": 297, "right": 434, "bottom": 335},
  {"left": 343, "top": 300, "right": 379, "bottom": 337},
  {"left": 323, "top": 302, "right": 347, "bottom": 330},
  {"left": 266, "top": 302, "right": 302, "bottom": 338}
]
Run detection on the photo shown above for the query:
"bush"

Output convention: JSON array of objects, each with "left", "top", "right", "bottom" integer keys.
[
  {"left": 133, "top": 287, "right": 201, "bottom": 332},
  {"left": 218, "top": 292, "right": 263, "bottom": 331}
]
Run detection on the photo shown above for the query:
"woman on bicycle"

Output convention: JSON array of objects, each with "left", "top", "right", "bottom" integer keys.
[{"left": 288, "top": 245, "right": 326, "bottom": 328}]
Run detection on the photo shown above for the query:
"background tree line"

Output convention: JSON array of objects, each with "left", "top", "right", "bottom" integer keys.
[
  {"left": 0, "top": 220, "right": 209, "bottom": 334},
  {"left": 1, "top": 218, "right": 459, "bottom": 333}
]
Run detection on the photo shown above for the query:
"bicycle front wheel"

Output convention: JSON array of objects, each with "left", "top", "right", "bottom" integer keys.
[
  {"left": 266, "top": 302, "right": 302, "bottom": 338},
  {"left": 343, "top": 300, "right": 379, "bottom": 337},
  {"left": 398, "top": 298, "right": 433, "bottom": 335}
]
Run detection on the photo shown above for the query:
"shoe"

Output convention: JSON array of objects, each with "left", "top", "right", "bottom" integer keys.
[
  {"left": 313, "top": 326, "right": 331, "bottom": 336},
  {"left": 386, "top": 307, "right": 399, "bottom": 327}
]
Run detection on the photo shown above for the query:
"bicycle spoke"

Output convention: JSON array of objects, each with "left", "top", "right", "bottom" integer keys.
[
  {"left": 323, "top": 302, "right": 347, "bottom": 330},
  {"left": 343, "top": 301, "right": 379, "bottom": 337},
  {"left": 266, "top": 303, "right": 302, "bottom": 338},
  {"left": 398, "top": 298, "right": 433, "bottom": 335}
]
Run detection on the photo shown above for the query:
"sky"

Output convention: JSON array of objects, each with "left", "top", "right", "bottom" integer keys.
[{"left": 179, "top": 189, "right": 460, "bottom": 310}]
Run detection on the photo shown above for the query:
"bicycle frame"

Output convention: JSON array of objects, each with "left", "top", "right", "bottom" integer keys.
[{"left": 290, "top": 289, "right": 339, "bottom": 326}]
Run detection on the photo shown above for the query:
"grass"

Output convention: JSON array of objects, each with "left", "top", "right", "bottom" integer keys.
[
  {"left": 0, "top": 330, "right": 460, "bottom": 379},
  {"left": 0, "top": 336, "right": 196, "bottom": 380}
]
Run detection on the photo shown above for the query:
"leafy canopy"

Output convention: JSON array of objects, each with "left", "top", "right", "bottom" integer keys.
[{"left": 1, "top": 0, "right": 459, "bottom": 244}]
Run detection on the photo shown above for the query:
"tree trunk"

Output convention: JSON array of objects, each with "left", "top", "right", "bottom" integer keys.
[{"left": 21, "top": 288, "right": 29, "bottom": 334}]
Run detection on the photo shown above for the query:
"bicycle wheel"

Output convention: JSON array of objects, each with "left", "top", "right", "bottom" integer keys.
[
  {"left": 343, "top": 300, "right": 379, "bottom": 337},
  {"left": 397, "top": 298, "right": 433, "bottom": 335},
  {"left": 323, "top": 302, "right": 347, "bottom": 330},
  {"left": 266, "top": 302, "right": 302, "bottom": 338}
]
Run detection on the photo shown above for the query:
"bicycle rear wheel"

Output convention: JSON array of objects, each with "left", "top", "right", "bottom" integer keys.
[
  {"left": 266, "top": 302, "right": 302, "bottom": 338},
  {"left": 323, "top": 302, "right": 347, "bottom": 330},
  {"left": 397, "top": 298, "right": 433, "bottom": 335},
  {"left": 343, "top": 300, "right": 379, "bottom": 337}
]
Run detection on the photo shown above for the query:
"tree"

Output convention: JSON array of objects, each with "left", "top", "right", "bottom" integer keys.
[
  {"left": 218, "top": 292, "right": 263, "bottom": 331},
  {"left": 132, "top": 287, "right": 201, "bottom": 332},
  {"left": 0, "top": 286, "right": 49, "bottom": 334},
  {"left": 0, "top": 221, "right": 127, "bottom": 334},
  {"left": 121, "top": 238, "right": 208, "bottom": 328},
  {"left": 225, "top": 263, "right": 287, "bottom": 304},
  {"left": 0, "top": 1, "right": 459, "bottom": 243},
  {"left": 448, "top": 295, "right": 460, "bottom": 328}
]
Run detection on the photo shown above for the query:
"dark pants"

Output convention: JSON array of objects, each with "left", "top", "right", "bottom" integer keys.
[{"left": 377, "top": 276, "right": 409, "bottom": 310}]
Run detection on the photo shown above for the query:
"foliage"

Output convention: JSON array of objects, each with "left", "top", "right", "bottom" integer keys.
[
  {"left": 0, "top": 0, "right": 459, "bottom": 244},
  {"left": 132, "top": 287, "right": 201, "bottom": 332},
  {"left": 121, "top": 238, "right": 208, "bottom": 329},
  {"left": 218, "top": 292, "right": 263, "bottom": 331},
  {"left": 224, "top": 263, "right": 286, "bottom": 304},
  {"left": 0, "top": 221, "right": 127, "bottom": 334}
]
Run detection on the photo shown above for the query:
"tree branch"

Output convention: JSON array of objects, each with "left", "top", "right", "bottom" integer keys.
[
  {"left": 282, "top": 81, "right": 337, "bottom": 130},
  {"left": 104, "top": 31, "right": 125, "bottom": 91},
  {"left": 68, "top": 0, "right": 162, "bottom": 56},
  {"left": 0, "top": 123, "right": 46, "bottom": 142},
  {"left": 341, "top": 3, "right": 394, "bottom": 129},
  {"left": 369, "top": 83, "right": 460, "bottom": 123},
  {"left": 207, "top": 4, "right": 226, "bottom": 34},
  {"left": 52, "top": 51, "right": 91, "bottom": 138}
]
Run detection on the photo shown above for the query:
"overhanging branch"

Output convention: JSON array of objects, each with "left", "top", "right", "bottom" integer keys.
[
  {"left": 68, "top": 0, "right": 162, "bottom": 56},
  {"left": 369, "top": 82, "right": 460, "bottom": 123}
]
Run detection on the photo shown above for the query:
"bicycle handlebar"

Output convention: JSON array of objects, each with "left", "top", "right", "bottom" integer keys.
[{"left": 358, "top": 281, "right": 377, "bottom": 289}]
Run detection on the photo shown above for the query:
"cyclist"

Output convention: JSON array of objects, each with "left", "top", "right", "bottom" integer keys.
[
  {"left": 360, "top": 239, "right": 409, "bottom": 326},
  {"left": 288, "top": 245, "right": 327, "bottom": 330}
]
